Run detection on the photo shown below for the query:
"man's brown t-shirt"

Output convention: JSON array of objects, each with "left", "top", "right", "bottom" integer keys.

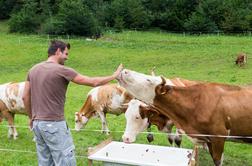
[{"left": 27, "top": 61, "right": 78, "bottom": 121}]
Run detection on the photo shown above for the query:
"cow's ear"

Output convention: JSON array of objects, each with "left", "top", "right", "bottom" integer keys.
[
  {"left": 139, "top": 105, "right": 147, "bottom": 119},
  {"left": 121, "top": 103, "right": 128, "bottom": 108},
  {"left": 156, "top": 84, "right": 172, "bottom": 95}
]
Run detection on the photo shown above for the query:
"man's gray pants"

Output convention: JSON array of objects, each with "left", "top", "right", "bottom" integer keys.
[{"left": 33, "top": 120, "right": 76, "bottom": 166}]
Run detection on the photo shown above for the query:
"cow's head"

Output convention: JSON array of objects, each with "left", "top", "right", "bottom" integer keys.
[
  {"left": 122, "top": 99, "right": 171, "bottom": 143},
  {"left": 117, "top": 69, "right": 166, "bottom": 104},
  {"left": 74, "top": 112, "right": 89, "bottom": 131},
  {"left": 122, "top": 99, "right": 150, "bottom": 143}
]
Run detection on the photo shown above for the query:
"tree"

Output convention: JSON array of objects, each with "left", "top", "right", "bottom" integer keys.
[
  {"left": 184, "top": 0, "right": 225, "bottom": 33},
  {"left": 43, "top": 0, "right": 101, "bottom": 36},
  {"left": 221, "top": 0, "right": 252, "bottom": 32},
  {"left": 9, "top": 0, "right": 40, "bottom": 33},
  {"left": 144, "top": 0, "right": 199, "bottom": 31},
  {"left": 125, "top": 0, "right": 150, "bottom": 29},
  {"left": 0, "top": 0, "right": 16, "bottom": 19}
]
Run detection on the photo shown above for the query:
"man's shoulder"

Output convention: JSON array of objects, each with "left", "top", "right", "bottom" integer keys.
[
  {"left": 29, "top": 62, "right": 46, "bottom": 72},
  {"left": 29, "top": 62, "right": 76, "bottom": 74},
  {"left": 30, "top": 61, "right": 61, "bottom": 71}
]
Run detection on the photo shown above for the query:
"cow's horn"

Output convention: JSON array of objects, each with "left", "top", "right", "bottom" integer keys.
[{"left": 160, "top": 76, "right": 166, "bottom": 85}]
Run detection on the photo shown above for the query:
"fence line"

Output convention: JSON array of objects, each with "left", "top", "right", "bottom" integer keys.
[
  {"left": 3, "top": 30, "right": 252, "bottom": 46},
  {"left": 1, "top": 124, "right": 252, "bottom": 139}
]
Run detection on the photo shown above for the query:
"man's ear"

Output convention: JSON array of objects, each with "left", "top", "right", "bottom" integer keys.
[{"left": 56, "top": 48, "right": 61, "bottom": 56}]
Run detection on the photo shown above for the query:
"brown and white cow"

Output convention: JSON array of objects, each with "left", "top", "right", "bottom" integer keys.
[
  {"left": 74, "top": 84, "right": 132, "bottom": 134},
  {"left": 121, "top": 73, "right": 199, "bottom": 146},
  {"left": 122, "top": 99, "right": 183, "bottom": 147},
  {"left": 117, "top": 69, "right": 252, "bottom": 166},
  {"left": 0, "top": 82, "right": 27, "bottom": 139}
]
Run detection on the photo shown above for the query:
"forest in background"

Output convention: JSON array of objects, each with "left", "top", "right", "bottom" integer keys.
[{"left": 1, "top": 0, "right": 252, "bottom": 36}]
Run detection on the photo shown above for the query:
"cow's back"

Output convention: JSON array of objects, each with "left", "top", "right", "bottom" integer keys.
[
  {"left": 1, "top": 82, "right": 26, "bottom": 114},
  {"left": 89, "top": 84, "right": 131, "bottom": 114},
  {"left": 170, "top": 78, "right": 199, "bottom": 87}
]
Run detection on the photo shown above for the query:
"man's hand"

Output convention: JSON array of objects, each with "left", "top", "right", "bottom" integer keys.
[
  {"left": 113, "top": 64, "right": 123, "bottom": 79},
  {"left": 29, "top": 119, "right": 33, "bottom": 130}
]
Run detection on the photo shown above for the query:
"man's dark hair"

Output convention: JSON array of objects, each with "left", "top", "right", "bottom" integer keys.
[{"left": 48, "top": 40, "right": 70, "bottom": 57}]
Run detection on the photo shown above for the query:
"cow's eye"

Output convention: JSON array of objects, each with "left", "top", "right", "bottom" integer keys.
[{"left": 146, "top": 79, "right": 153, "bottom": 84}]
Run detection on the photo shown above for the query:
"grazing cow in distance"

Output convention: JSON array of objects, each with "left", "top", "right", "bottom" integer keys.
[
  {"left": 0, "top": 82, "right": 28, "bottom": 139},
  {"left": 235, "top": 52, "right": 247, "bottom": 67},
  {"left": 117, "top": 69, "right": 252, "bottom": 166},
  {"left": 74, "top": 84, "right": 132, "bottom": 134},
  {"left": 122, "top": 99, "right": 183, "bottom": 147}
]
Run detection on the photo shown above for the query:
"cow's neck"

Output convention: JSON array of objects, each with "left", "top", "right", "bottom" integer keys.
[
  {"left": 79, "top": 95, "right": 93, "bottom": 118},
  {"left": 154, "top": 88, "right": 198, "bottom": 127},
  {"left": 149, "top": 115, "right": 167, "bottom": 131}
]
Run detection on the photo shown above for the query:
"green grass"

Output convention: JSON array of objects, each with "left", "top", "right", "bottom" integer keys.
[{"left": 1, "top": 23, "right": 252, "bottom": 165}]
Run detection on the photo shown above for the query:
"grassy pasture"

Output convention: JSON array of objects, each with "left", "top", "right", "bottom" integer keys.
[{"left": 0, "top": 21, "right": 252, "bottom": 165}]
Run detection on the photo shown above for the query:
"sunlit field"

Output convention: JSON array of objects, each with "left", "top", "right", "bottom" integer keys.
[{"left": 1, "top": 21, "right": 252, "bottom": 165}]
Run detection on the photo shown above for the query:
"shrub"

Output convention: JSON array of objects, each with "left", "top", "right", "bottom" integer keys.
[
  {"left": 0, "top": 0, "right": 16, "bottom": 19},
  {"left": 47, "top": 0, "right": 101, "bottom": 36},
  {"left": 9, "top": 0, "right": 40, "bottom": 33}
]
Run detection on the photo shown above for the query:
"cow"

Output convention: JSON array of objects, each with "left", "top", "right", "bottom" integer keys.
[
  {"left": 117, "top": 69, "right": 252, "bottom": 166},
  {"left": 121, "top": 73, "right": 199, "bottom": 146},
  {"left": 0, "top": 82, "right": 27, "bottom": 139},
  {"left": 122, "top": 99, "right": 183, "bottom": 147},
  {"left": 74, "top": 84, "right": 133, "bottom": 134},
  {"left": 235, "top": 52, "right": 247, "bottom": 67}
]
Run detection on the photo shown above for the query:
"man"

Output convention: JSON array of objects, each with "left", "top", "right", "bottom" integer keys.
[{"left": 22, "top": 40, "right": 123, "bottom": 166}]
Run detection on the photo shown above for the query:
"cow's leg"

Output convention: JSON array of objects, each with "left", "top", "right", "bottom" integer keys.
[
  {"left": 97, "top": 111, "right": 109, "bottom": 135},
  {"left": 165, "top": 122, "right": 174, "bottom": 146},
  {"left": 2, "top": 111, "right": 18, "bottom": 139},
  {"left": 11, "top": 113, "right": 18, "bottom": 139},
  {"left": 174, "top": 129, "right": 182, "bottom": 147},
  {"left": 167, "top": 134, "right": 174, "bottom": 146},
  {"left": 207, "top": 139, "right": 225, "bottom": 166},
  {"left": 0, "top": 114, "right": 2, "bottom": 123},
  {"left": 207, "top": 142, "right": 213, "bottom": 156}
]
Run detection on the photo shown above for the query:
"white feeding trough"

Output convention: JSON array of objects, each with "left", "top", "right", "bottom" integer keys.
[{"left": 88, "top": 139, "right": 196, "bottom": 166}]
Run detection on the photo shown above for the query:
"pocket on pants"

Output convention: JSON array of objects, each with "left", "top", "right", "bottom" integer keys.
[
  {"left": 42, "top": 126, "right": 59, "bottom": 144},
  {"left": 63, "top": 146, "right": 76, "bottom": 166}
]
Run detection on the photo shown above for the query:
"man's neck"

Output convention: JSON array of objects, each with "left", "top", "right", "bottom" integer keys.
[{"left": 47, "top": 56, "right": 58, "bottom": 64}]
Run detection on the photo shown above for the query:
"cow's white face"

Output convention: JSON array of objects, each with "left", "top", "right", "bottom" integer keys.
[
  {"left": 74, "top": 112, "right": 89, "bottom": 131},
  {"left": 117, "top": 69, "right": 162, "bottom": 104},
  {"left": 122, "top": 99, "right": 149, "bottom": 143}
]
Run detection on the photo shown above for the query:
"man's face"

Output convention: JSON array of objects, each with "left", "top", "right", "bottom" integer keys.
[{"left": 58, "top": 47, "right": 69, "bottom": 65}]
